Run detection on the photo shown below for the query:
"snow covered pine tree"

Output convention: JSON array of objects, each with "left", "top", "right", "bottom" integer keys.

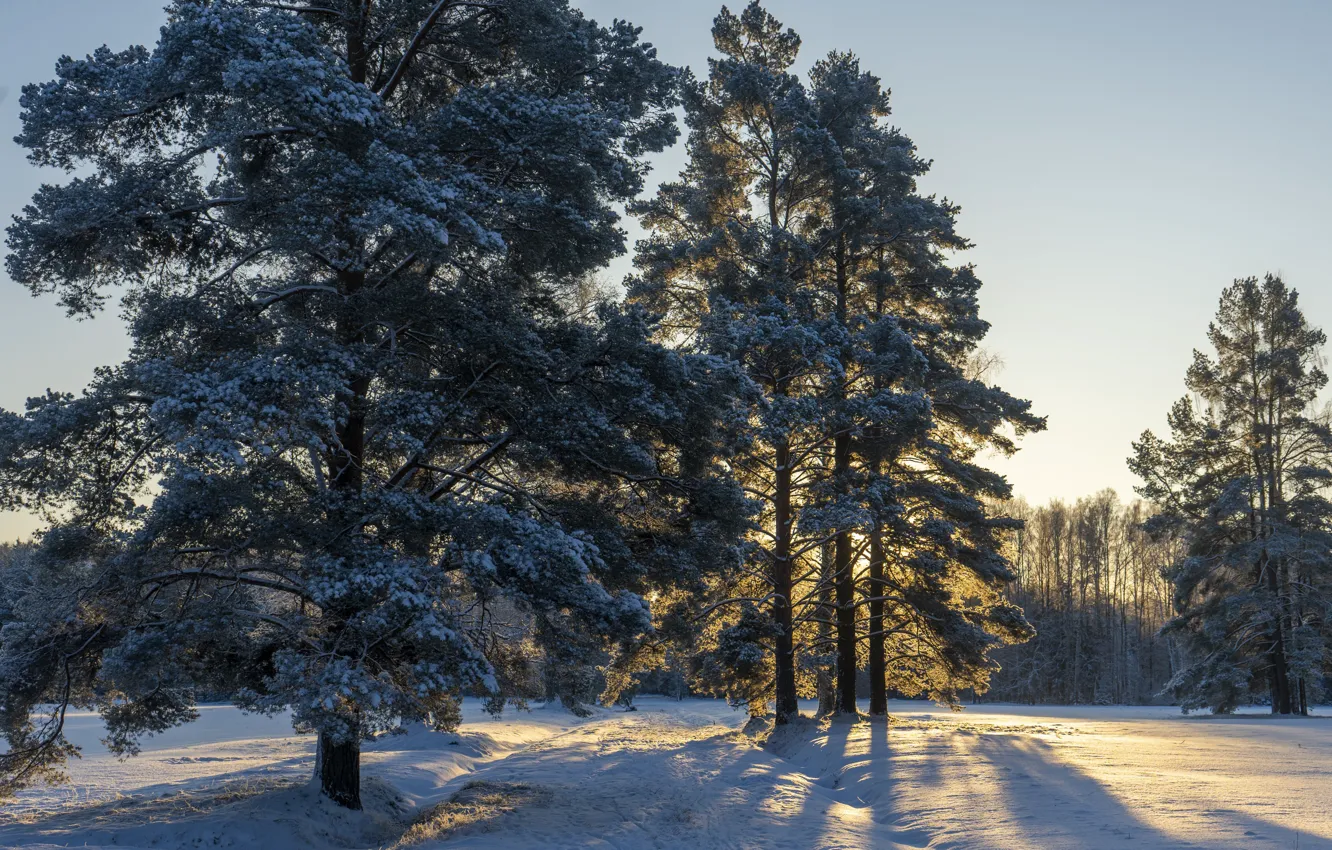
[
  {"left": 0, "top": 0, "right": 747, "bottom": 808},
  {"left": 804, "top": 51, "right": 1043, "bottom": 715},
  {"left": 632, "top": 2, "right": 830, "bottom": 724},
  {"left": 631, "top": 2, "right": 1041, "bottom": 724},
  {"left": 1131, "top": 275, "right": 1332, "bottom": 715}
]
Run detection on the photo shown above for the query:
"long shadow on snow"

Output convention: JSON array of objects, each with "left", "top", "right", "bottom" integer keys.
[
  {"left": 430, "top": 714, "right": 932, "bottom": 850},
  {"left": 463, "top": 714, "right": 1330, "bottom": 850},
  {"left": 749, "top": 715, "right": 1183, "bottom": 849},
  {"left": 806, "top": 708, "right": 1332, "bottom": 849},
  {"left": 979, "top": 733, "right": 1327, "bottom": 848},
  {"left": 811, "top": 718, "right": 1189, "bottom": 850},
  {"left": 980, "top": 734, "right": 1193, "bottom": 848},
  {"left": 0, "top": 775, "right": 307, "bottom": 845}
]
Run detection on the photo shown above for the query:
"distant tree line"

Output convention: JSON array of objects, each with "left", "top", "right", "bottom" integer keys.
[{"left": 983, "top": 492, "right": 1180, "bottom": 705}]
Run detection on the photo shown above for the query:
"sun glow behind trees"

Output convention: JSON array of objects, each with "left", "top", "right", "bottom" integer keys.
[
  {"left": 0, "top": 0, "right": 1329, "bottom": 829},
  {"left": 629, "top": 2, "right": 1042, "bottom": 724}
]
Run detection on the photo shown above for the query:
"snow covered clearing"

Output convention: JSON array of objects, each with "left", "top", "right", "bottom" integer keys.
[{"left": 1, "top": 698, "right": 1329, "bottom": 849}]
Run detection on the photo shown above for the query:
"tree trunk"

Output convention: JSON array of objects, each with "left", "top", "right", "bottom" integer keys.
[
  {"left": 315, "top": 15, "right": 373, "bottom": 812},
  {"left": 313, "top": 12, "right": 376, "bottom": 814},
  {"left": 817, "top": 542, "right": 836, "bottom": 716},
  {"left": 834, "top": 430, "right": 857, "bottom": 715},
  {"left": 1260, "top": 551, "right": 1293, "bottom": 715},
  {"left": 815, "top": 670, "right": 834, "bottom": 716},
  {"left": 318, "top": 733, "right": 362, "bottom": 810},
  {"left": 832, "top": 232, "right": 857, "bottom": 716},
  {"left": 868, "top": 527, "right": 887, "bottom": 716},
  {"left": 1268, "top": 628, "right": 1293, "bottom": 714},
  {"left": 867, "top": 251, "right": 888, "bottom": 718},
  {"left": 772, "top": 439, "right": 800, "bottom": 724}
]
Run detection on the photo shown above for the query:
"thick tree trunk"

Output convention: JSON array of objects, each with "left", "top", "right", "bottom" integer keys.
[
  {"left": 772, "top": 439, "right": 800, "bottom": 724},
  {"left": 834, "top": 431, "right": 857, "bottom": 715},
  {"left": 816, "top": 542, "right": 836, "bottom": 716},
  {"left": 868, "top": 527, "right": 887, "bottom": 716},
  {"left": 318, "top": 733, "right": 362, "bottom": 810},
  {"left": 815, "top": 672, "right": 835, "bottom": 717}
]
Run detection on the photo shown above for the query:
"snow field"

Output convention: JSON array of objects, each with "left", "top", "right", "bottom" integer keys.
[{"left": 2, "top": 699, "right": 1329, "bottom": 849}]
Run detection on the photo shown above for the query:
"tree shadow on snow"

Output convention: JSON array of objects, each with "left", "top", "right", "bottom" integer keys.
[
  {"left": 987, "top": 734, "right": 1332, "bottom": 848},
  {"left": 757, "top": 716, "right": 1310, "bottom": 850},
  {"left": 0, "top": 775, "right": 303, "bottom": 842},
  {"left": 874, "top": 724, "right": 1213, "bottom": 849}
]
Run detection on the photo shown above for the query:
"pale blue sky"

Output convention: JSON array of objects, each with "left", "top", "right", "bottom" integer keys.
[{"left": 2, "top": 1, "right": 1331, "bottom": 539}]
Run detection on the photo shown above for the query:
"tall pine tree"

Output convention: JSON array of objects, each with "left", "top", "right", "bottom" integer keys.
[
  {"left": 632, "top": 2, "right": 833, "bottom": 723},
  {"left": 805, "top": 51, "right": 1041, "bottom": 715},
  {"left": 0, "top": 0, "right": 746, "bottom": 807},
  {"left": 1131, "top": 275, "right": 1332, "bottom": 714}
]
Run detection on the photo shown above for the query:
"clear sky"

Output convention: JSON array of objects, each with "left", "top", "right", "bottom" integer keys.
[{"left": 2, "top": 0, "right": 1331, "bottom": 539}]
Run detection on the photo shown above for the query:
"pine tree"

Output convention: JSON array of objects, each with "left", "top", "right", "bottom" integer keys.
[
  {"left": 631, "top": 3, "right": 832, "bottom": 723},
  {"left": 799, "top": 48, "right": 1043, "bottom": 715},
  {"left": 632, "top": 2, "right": 1040, "bottom": 722},
  {"left": 804, "top": 51, "right": 894, "bottom": 716},
  {"left": 0, "top": 0, "right": 747, "bottom": 807},
  {"left": 1130, "top": 275, "right": 1332, "bottom": 714},
  {"left": 807, "top": 53, "right": 1041, "bottom": 712}
]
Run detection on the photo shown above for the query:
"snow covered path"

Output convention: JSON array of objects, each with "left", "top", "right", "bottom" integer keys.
[{"left": 2, "top": 699, "right": 1330, "bottom": 849}]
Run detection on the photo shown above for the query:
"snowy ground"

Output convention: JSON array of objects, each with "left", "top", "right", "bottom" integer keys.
[{"left": 2, "top": 698, "right": 1329, "bottom": 849}]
